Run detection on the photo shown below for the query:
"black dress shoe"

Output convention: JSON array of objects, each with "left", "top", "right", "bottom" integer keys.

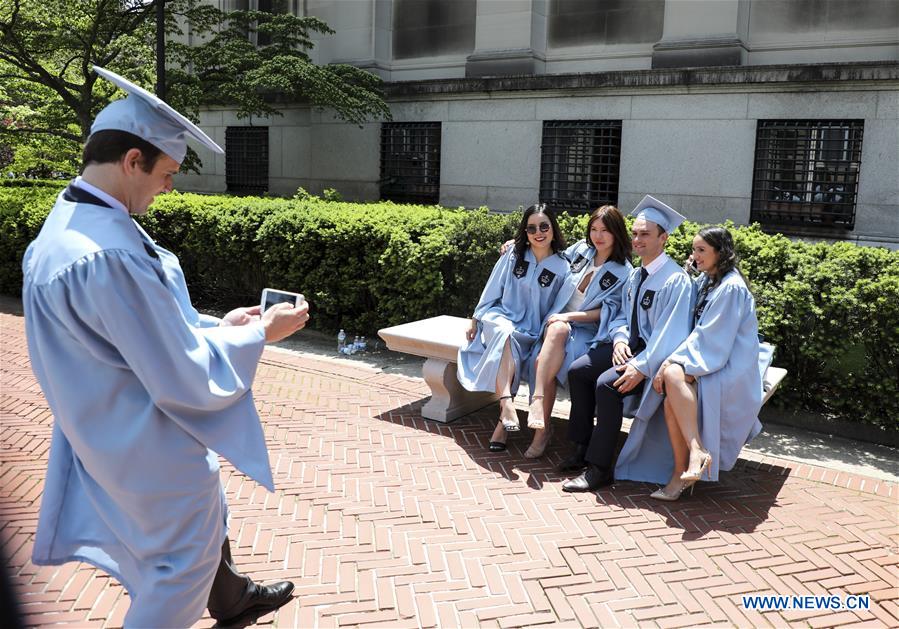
[
  {"left": 213, "top": 581, "right": 295, "bottom": 628},
  {"left": 562, "top": 464, "right": 613, "bottom": 492},
  {"left": 488, "top": 441, "right": 507, "bottom": 452},
  {"left": 557, "top": 443, "right": 589, "bottom": 472}
]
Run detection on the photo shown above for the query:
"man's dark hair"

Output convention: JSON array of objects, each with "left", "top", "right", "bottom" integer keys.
[{"left": 81, "top": 130, "right": 164, "bottom": 173}]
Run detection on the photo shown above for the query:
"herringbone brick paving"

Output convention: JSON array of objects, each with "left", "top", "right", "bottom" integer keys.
[{"left": 1, "top": 310, "right": 897, "bottom": 628}]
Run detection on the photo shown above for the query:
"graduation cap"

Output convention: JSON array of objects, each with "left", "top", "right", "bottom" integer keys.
[
  {"left": 89, "top": 66, "right": 223, "bottom": 163},
  {"left": 630, "top": 195, "right": 686, "bottom": 233}
]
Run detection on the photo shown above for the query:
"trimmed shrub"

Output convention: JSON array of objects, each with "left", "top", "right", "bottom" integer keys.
[
  {"left": 0, "top": 184, "right": 63, "bottom": 293},
  {"left": 1, "top": 184, "right": 896, "bottom": 428}
]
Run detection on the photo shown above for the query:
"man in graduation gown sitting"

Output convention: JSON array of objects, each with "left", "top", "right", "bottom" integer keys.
[
  {"left": 22, "top": 67, "right": 306, "bottom": 626},
  {"left": 562, "top": 196, "right": 694, "bottom": 492}
]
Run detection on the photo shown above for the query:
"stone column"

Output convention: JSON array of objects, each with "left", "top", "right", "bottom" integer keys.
[
  {"left": 465, "top": 0, "right": 548, "bottom": 77},
  {"left": 651, "top": 0, "right": 750, "bottom": 68},
  {"left": 306, "top": 0, "right": 391, "bottom": 78}
]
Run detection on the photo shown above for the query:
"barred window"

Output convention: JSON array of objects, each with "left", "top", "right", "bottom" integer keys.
[
  {"left": 380, "top": 122, "right": 441, "bottom": 204},
  {"left": 540, "top": 121, "right": 622, "bottom": 214},
  {"left": 223, "top": 1, "right": 296, "bottom": 46},
  {"left": 226, "top": 126, "right": 268, "bottom": 195},
  {"left": 751, "top": 120, "right": 863, "bottom": 230}
]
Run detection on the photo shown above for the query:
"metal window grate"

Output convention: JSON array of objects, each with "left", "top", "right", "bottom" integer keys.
[
  {"left": 226, "top": 126, "right": 269, "bottom": 194},
  {"left": 540, "top": 120, "right": 622, "bottom": 214},
  {"left": 380, "top": 122, "right": 441, "bottom": 204},
  {"left": 750, "top": 120, "right": 863, "bottom": 230}
]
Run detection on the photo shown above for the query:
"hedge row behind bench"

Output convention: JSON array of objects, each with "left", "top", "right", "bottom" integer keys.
[{"left": 1, "top": 184, "right": 896, "bottom": 429}]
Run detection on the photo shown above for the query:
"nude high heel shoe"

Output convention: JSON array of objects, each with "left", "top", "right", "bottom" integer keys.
[
  {"left": 523, "top": 424, "right": 552, "bottom": 459},
  {"left": 650, "top": 479, "right": 696, "bottom": 501},
  {"left": 526, "top": 395, "right": 545, "bottom": 430},
  {"left": 680, "top": 451, "right": 712, "bottom": 482}
]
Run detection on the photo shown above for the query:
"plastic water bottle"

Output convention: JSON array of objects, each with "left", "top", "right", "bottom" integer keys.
[
  {"left": 360, "top": 336, "right": 367, "bottom": 351},
  {"left": 337, "top": 329, "right": 346, "bottom": 352},
  {"left": 354, "top": 336, "right": 361, "bottom": 352}
]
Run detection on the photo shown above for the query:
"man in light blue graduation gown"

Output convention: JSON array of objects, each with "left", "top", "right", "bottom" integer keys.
[
  {"left": 23, "top": 67, "right": 306, "bottom": 626},
  {"left": 563, "top": 196, "right": 694, "bottom": 491}
]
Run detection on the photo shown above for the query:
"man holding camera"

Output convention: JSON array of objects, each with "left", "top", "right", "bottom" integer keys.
[{"left": 22, "top": 68, "right": 306, "bottom": 626}]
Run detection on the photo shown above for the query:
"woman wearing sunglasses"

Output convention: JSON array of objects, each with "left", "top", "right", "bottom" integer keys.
[
  {"left": 458, "top": 204, "right": 569, "bottom": 454},
  {"left": 522, "top": 205, "right": 632, "bottom": 459}
]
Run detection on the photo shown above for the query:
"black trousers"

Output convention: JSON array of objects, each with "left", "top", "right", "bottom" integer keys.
[
  {"left": 567, "top": 343, "right": 645, "bottom": 471},
  {"left": 207, "top": 537, "right": 254, "bottom": 619}
]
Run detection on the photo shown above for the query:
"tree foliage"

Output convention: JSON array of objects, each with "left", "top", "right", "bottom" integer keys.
[{"left": 0, "top": 0, "right": 389, "bottom": 176}]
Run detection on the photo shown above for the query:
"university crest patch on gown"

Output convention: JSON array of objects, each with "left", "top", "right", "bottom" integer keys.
[
  {"left": 570, "top": 255, "right": 588, "bottom": 273},
  {"left": 538, "top": 269, "right": 556, "bottom": 287},
  {"left": 640, "top": 290, "right": 656, "bottom": 309},
  {"left": 599, "top": 271, "right": 618, "bottom": 290},
  {"left": 513, "top": 258, "right": 529, "bottom": 279}
]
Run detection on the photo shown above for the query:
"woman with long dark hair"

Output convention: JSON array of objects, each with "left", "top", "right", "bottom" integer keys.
[
  {"left": 521, "top": 205, "right": 632, "bottom": 458},
  {"left": 458, "top": 204, "right": 569, "bottom": 452},
  {"left": 648, "top": 225, "right": 763, "bottom": 500}
]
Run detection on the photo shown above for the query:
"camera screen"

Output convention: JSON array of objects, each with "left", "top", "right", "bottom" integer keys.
[{"left": 263, "top": 291, "right": 298, "bottom": 312}]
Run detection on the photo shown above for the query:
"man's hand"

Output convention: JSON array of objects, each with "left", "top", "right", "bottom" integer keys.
[
  {"left": 466, "top": 318, "right": 478, "bottom": 342},
  {"left": 221, "top": 305, "right": 262, "bottom": 327},
  {"left": 613, "top": 363, "right": 645, "bottom": 393},
  {"left": 612, "top": 341, "right": 632, "bottom": 366},
  {"left": 262, "top": 301, "right": 310, "bottom": 343},
  {"left": 499, "top": 239, "right": 515, "bottom": 255}
]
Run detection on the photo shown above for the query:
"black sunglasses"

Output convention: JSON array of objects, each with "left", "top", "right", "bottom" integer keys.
[{"left": 526, "top": 222, "right": 551, "bottom": 235}]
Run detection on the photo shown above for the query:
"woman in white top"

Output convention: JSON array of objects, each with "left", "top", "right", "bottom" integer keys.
[{"left": 518, "top": 206, "right": 632, "bottom": 458}]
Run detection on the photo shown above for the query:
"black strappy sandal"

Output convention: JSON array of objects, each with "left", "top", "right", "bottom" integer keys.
[{"left": 498, "top": 395, "right": 520, "bottom": 432}]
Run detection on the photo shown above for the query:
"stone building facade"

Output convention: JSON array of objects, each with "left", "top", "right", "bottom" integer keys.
[{"left": 180, "top": 1, "right": 899, "bottom": 246}]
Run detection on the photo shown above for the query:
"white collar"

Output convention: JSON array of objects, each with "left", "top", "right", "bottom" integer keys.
[
  {"left": 73, "top": 176, "right": 130, "bottom": 216},
  {"left": 641, "top": 252, "right": 669, "bottom": 276}
]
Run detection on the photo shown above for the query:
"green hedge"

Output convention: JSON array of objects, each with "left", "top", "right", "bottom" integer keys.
[{"left": 1, "top": 184, "right": 896, "bottom": 428}]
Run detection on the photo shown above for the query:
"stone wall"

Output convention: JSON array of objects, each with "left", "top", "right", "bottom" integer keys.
[{"left": 179, "top": 63, "right": 899, "bottom": 247}]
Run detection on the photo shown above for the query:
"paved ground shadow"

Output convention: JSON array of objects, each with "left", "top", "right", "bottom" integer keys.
[{"left": 375, "top": 397, "right": 789, "bottom": 541}]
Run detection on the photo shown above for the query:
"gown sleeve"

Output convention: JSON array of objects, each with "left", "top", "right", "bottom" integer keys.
[
  {"left": 609, "top": 277, "right": 632, "bottom": 345},
  {"left": 472, "top": 250, "right": 512, "bottom": 320},
  {"left": 74, "top": 250, "right": 265, "bottom": 414},
  {"left": 562, "top": 241, "right": 582, "bottom": 262},
  {"left": 198, "top": 313, "right": 223, "bottom": 328},
  {"left": 668, "top": 283, "right": 747, "bottom": 377}
]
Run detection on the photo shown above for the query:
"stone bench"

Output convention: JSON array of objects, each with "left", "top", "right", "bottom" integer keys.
[
  {"left": 379, "top": 316, "right": 788, "bottom": 423},
  {"left": 762, "top": 365, "right": 788, "bottom": 406},
  {"left": 379, "top": 315, "right": 496, "bottom": 422}
]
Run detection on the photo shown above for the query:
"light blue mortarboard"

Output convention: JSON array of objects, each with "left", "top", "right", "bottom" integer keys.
[
  {"left": 90, "top": 66, "right": 223, "bottom": 163},
  {"left": 630, "top": 195, "right": 686, "bottom": 233}
]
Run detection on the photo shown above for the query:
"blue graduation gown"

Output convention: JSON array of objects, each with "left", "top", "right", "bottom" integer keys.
[
  {"left": 22, "top": 185, "right": 273, "bottom": 626},
  {"left": 527, "top": 240, "right": 631, "bottom": 387},
  {"left": 611, "top": 256, "right": 695, "bottom": 484},
  {"left": 457, "top": 247, "right": 569, "bottom": 394},
  {"left": 666, "top": 271, "right": 763, "bottom": 480}
]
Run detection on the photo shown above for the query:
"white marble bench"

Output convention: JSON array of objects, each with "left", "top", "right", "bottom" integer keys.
[
  {"left": 762, "top": 365, "right": 788, "bottom": 406},
  {"left": 379, "top": 317, "right": 788, "bottom": 423},
  {"left": 378, "top": 315, "right": 496, "bottom": 422}
]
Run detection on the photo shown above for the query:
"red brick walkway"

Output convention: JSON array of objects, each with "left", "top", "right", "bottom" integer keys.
[{"left": 1, "top": 311, "right": 897, "bottom": 628}]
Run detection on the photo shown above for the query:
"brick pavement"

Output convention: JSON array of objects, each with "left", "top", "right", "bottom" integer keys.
[{"left": 1, "top": 310, "right": 897, "bottom": 628}]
